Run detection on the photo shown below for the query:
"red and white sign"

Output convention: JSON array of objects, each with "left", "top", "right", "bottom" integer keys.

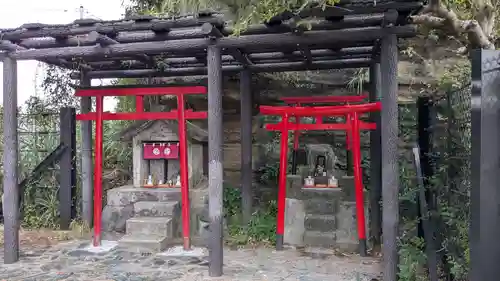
[{"left": 143, "top": 142, "right": 179, "bottom": 159}]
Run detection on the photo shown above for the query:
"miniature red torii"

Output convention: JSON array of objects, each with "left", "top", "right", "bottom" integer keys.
[
  {"left": 280, "top": 94, "right": 369, "bottom": 166},
  {"left": 75, "top": 86, "right": 207, "bottom": 251},
  {"left": 260, "top": 100, "right": 380, "bottom": 256}
]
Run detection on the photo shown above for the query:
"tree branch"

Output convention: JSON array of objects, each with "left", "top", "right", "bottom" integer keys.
[
  {"left": 411, "top": 14, "right": 446, "bottom": 29},
  {"left": 411, "top": 0, "right": 496, "bottom": 50}
]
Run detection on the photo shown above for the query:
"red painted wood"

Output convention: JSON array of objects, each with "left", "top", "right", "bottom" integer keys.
[
  {"left": 265, "top": 121, "right": 376, "bottom": 131},
  {"left": 93, "top": 96, "right": 104, "bottom": 247},
  {"left": 280, "top": 94, "right": 368, "bottom": 104},
  {"left": 76, "top": 111, "right": 207, "bottom": 121},
  {"left": 75, "top": 86, "right": 207, "bottom": 97},
  {"left": 260, "top": 102, "right": 381, "bottom": 116}
]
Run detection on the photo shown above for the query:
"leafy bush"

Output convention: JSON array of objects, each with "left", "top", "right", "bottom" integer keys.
[{"left": 223, "top": 184, "right": 277, "bottom": 246}]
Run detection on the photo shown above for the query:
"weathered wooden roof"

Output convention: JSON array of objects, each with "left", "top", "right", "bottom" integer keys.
[
  {"left": 119, "top": 119, "right": 208, "bottom": 142},
  {"left": 0, "top": 1, "right": 423, "bottom": 80}
]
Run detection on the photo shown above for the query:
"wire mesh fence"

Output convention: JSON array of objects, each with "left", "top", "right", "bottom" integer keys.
[
  {"left": 0, "top": 112, "right": 62, "bottom": 227},
  {"left": 396, "top": 83, "right": 471, "bottom": 279},
  {"left": 432, "top": 84, "right": 471, "bottom": 278}
]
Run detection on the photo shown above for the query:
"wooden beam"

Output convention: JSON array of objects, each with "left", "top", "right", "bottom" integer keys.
[
  {"left": 231, "top": 49, "right": 253, "bottom": 66},
  {"left": 9, "top": 25, "right": 416, "bottom": 60},
  {"left": 70, "top": 58, "right": 372, "bottom": 79},
  {"left": 7, "top": 12, "right": 397, "bottom": 50},
  {"left": 0, "top": 14, "right": 225, "bottom": 41}
]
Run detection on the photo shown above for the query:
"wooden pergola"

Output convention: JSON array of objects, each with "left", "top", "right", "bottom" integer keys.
[{"left": 1, "top": 0, "right": 422, "bottom": 279}]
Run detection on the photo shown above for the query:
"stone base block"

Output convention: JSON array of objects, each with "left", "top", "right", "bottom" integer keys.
[
  {"left": 126, "top": 217, "right": 174, "bottom": 237},
  {"left": 118, "top": 234, "right": 169, "bottom": 252},
  {"left": 134, "top": 201, "right": 179, "bottom": 217},
  {"left": 303, "top": 231, "right": 336, "bottom": 247},
  {"left": 305, "top": 214, "right": 336, "bottom": 232},
  {"left": 101, "top": 204, "right": 134, "bottom": 233},
  {"left": 284, "top": 198, "right": 305, "bottom": 246},
  {"left": 303, "top": 198, "right": 338, "bottom": 215},
  {"left": 107, "top": 186, "right": 182, "bottom": 206}
]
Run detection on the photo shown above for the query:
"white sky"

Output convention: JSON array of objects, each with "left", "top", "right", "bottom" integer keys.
[{"left": 0, "top": 0, "right": 128, "bottom": 110}]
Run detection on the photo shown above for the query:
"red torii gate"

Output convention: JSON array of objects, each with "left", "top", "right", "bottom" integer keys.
[
  {"left": 260, "top": 101, "right": 380, "bottom": 255},
  {"left": 75, "top": 86, "right": 207, "bottom": 250},
  {"left": 280, "top": 94, "right": 368, "bottom": 172}
]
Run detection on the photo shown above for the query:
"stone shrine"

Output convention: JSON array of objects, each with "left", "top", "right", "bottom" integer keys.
[
  {"left": 120, "top": 119, "right": 208, "bottom": 188},
  {"left": 284, "top": 144, "right": 370, "bottom": 252},
  {"left": 101, "top": 119, "right": 209, "bottom": 252}
]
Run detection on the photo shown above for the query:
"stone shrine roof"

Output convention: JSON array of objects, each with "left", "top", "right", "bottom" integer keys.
[{"left": 118, "top": 119, "right": 208, "bottom": 142}]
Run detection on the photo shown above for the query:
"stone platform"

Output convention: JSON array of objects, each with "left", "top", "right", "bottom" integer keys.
[
  {"left": 284, "top": 175, "right": 369, "bottom": 252},
  {"left": 101, "top": 181, "right": 208, "bottom": 253}
]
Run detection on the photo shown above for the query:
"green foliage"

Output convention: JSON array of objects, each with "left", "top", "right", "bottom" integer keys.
[
  {"left": 0, "top": 65, "right": 134, "bottom": 229},
  {"left": 398, "top": 237, "right": 428, "bottom": 281},
  {"left": 257, "top": 162, "right": 281, "bottom": 184},
  {"left": 223, "top": 184, "right": 278, "bottom": 246},
  {"left": 126, "top": 0, "right": 340, "bottom": 33},
  {"left": 438, "top": 60, "right": 471, "bottom": 92},
  {"left": 223, "top": 183, "right": 242, "bottom": 219},
  {"left": 396, "top": 64, "right": 471, "bottom": 280}
]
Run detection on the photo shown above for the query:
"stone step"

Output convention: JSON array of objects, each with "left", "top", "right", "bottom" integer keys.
[
  {"left": 303, "top": 198, "right": 338, "bottom": 215},
  {"left": 126, "top": 216, "right": 174, "bottom": 237},
  {"left": 118, "top": 234, "right": 169, "bottom": 252},
  {"left": 305, "top": 214, "right": 337, "bottom": 232},
  {"left": 303, "top": 230, "right": 337, "bottom": 247},
  {"left": 107, "top": 186, "right": 182, "bottom": 206},
  {"left": 134, "top": 201, "right": 179, "bottom": 217},
  {"left": 301, "top": 188, "right": 344, "bottom": 200}
]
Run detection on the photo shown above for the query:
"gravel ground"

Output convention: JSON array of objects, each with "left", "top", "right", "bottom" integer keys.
[{"left": 0, "top": 239, "right": 382, "bottom": 281}]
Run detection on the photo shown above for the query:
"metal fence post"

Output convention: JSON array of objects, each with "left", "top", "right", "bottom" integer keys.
[{"left": 59, "top": 107, "right": 77, "bottom": 229}]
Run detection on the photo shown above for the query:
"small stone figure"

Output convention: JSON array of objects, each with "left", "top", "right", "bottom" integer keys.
[
  {"left": 328, "top": 175, "right": 338, "bottom": 188},
  {"left": 314, "top": 155, "right": 327, "bottom": 177},
  {"left": 304, "top": 176, "right": 315, "bottom": 187}
]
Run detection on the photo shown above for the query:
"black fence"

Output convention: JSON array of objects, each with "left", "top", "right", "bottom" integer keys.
[
  {"left": 0, "top": 107, "right": 76, "bottom": 229},
  {"left": 395, "top": 84, "right": 471, "bottom": 281}
]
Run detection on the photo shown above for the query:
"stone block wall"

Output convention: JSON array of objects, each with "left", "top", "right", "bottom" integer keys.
[{"left": 222, "top": 114, "right": 263, "bottom": 186}]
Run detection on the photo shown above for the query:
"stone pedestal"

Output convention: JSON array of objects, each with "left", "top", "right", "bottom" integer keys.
[{"left": 283, "top": 174, "right": 370, "bottom": 251}]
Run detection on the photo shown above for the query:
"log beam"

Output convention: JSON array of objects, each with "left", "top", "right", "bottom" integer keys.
[
  {"left": 8, "top": 26, "right": 416, "bottom": 61},
  {"left": 70, "top": 58, "right": 372, "bottom": 79}
]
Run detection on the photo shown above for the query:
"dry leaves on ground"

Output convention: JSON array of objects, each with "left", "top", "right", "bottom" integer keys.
[{"left": 0, "top": 222, "right": 91, "bottom": 249}]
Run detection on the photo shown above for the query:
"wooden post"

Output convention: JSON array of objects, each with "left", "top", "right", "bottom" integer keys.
[
  {"left": 207, "top": 44, "right": 224, "bottom": 277},
  {"left": 240, "top": 69, "right": 253, "bottom": 225},
  {"left": 59, "top": 107, "right": 77, "bottom": 229},
  {"left": 380, "top": 33, "right": 399, "bottom": 281},
  {"left": 2, "top": 56, "right": 20, "bottom": 264},
  {"left": 369, "top": 63, "right": 382, "bottom": 252},
  {"left": 80, "top": 74, "right": 93, "bottom": 227}
]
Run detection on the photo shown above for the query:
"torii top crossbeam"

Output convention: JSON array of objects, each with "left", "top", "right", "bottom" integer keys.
[{"left": 0, "top": 1, "right": 422, "bottom": 80}]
